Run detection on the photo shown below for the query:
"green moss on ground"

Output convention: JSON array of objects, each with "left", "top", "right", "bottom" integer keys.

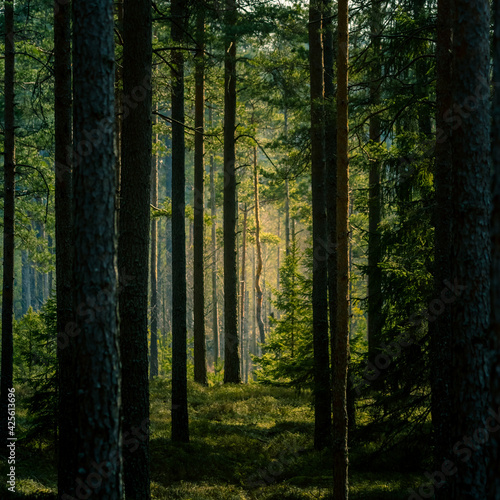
[{"left": 1, "top": 380, "right": 425, "bottom": 499}]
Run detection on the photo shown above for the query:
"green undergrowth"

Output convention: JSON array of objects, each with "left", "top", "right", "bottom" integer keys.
[{"left": 1, "top": 380, "right": 425, "bottom": 499}]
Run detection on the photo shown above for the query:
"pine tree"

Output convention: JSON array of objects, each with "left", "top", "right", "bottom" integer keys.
[
  {"left": 1, "top": 0, "right": 16, "bottom": 450},
  {"left": 72, "top": 0, "right": 122, "bottom": 496},
  {"left": 450, "top": 0, "right": 491, "bottom": 495},
  {"left": 54, "top": 0, "right": 75, "bottom": 495}
]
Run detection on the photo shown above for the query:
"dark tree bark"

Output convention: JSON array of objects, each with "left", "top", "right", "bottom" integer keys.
[
  {"left": 150, "top": 113, "right": 159, "bottom": 379},
  {"left": 240, "top": 205, "right": 248, "bottom": 381},
  {"left": 171, "top": 0, "right": 190, "bottom": 440},
  {"left": 1, "top": 0, "right": 15, "bottom": 450},
  {"left": 118, "top": 0, "right": 152, "bottom": 496},
  {"left": 430, "top": 0, "right": 453, "bottom": 498},
  {"left": 491, "top": 0, "right": 500, "bottom": 496},
  {"left": 308, "top": 0, "right": 332, "bottom": 451},
  {"left": 72, "top": 0, "right": 121, "bottom": 496},
  {"left": 193, "top": 5, "right": 207, "bottom": 385},
  {"left": 54, "top": 0, "right": 75, "bottom": 497},
  {"left": 29, "top": 259, "right": 36, "bottom": 310},
  {"left": 209, "top": 107, "right": 219, "bottom": 367},
  {"left": 115, "top": 0, "right": 123, "bottom": 226},
  {"left": 333, "top": 0, "right": 350, "bottom": 494},
  {"left": 323, "top": 0, "right": 336, "bottom": 366},
  {"left": 253, "top": 147, "right": 265, "bottom": 346},
  {"left": 22, "top": 251, "right": 31, "bottom": 315},
  {"left": 450, "top": 0, "right": 491, "bottom": 496},
  {"left": 223, "top": 0, "right": 241, "bottom": 384},
  {"left": 367, "top": 0, "right": 382, "bottom": 357},
  {"left": 285, "top": 178, "right": 290, "bottom": 256}
]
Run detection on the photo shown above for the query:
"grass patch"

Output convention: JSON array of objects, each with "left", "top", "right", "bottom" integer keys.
[{"left": 1, "top": 380, "right": 428, "bottom": 498}]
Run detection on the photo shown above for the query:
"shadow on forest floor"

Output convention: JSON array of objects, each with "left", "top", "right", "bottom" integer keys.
[{"left": 0, "top": 380, "right": 425, "bottom": 499}]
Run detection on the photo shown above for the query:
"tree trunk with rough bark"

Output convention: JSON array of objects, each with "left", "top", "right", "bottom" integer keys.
[
  {"left": 171, "top": 0, "right": 190, "bottom": 440},
  {"left": 309, "top": 0, "right": 332, "bottom": 452},
  {"left": 367, "top": 0, "right": 382, "bottom": 358},
  {"left": 150, "top": 112, "right": 159, "bottom": 379},
  {"left": 54, "top": 0, "right": 75, "bottom": 496},
  {"left": 253, "top": 147, "right": 265, "bottom": 346},
  {"left": 223, "top": 0, "right": 240, "bottom": 384},
  {"left": 210, "top": 107, "right": 219, "bottom": 367},
  {"left": 194, "top": 5, "right": 207, "bottom": 385},
  {"left": 333, "top": 0, "right": 350, "bottom": 494},
  {"left": 430, "top": 0, "right": 453, "bottom": 498},
  {"left": 72, "top": 0, "right": 122, "bottom": 495},
  {"left": 1, "top": 0, "right": 15, "bottom": 450},
  {"left": 119, "top": 0, "right": 152, "bottom": 496},
  {"left": 450, "top": 0, "right": 491, "bottom": 495}
]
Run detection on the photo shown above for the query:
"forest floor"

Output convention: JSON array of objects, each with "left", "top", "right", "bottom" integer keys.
[{"left": 1, "top": 380, "right": 427, "bottom": 499}]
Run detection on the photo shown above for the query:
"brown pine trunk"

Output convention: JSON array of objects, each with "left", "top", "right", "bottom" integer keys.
[
  {"left": 119, "top": 0, "right": 152, "bottom": 495},
  {"left": 490, "top": 0, "right": 500, "bottom": 493},
  {"left": 333, "top": 0, "right": 350, "bottom": 494},
  {"left": 309, "top": 0, "right": 332, "bottom": 451},
  {"left": 171, "top": 0, "right": 190, "bottom": 440},
  {"left": 240, "top": 205, "right": 248, "bottom": 382},
  {"left": 223, "top": 0, "right": 240, "bottom": 383},
  {"left": 367, "top": 0, "right": 382, "bottom": 357},
  {"left": 431, "top": 0, "right": 453, "bottom": 498},
  {"left": 1, "top": 0, "right": 15, "bottom": 450},
  {"left": 150, "top": 112, "right": 159, "bottom": 379},
  {"left": 450, "top": 0, "right": 491, "bottom": 496},
  {"left": 253, "top": 147, "right": 265, "bottom": 346},
  {"left": 115, "top": 0, "right": 123, "bottom": 227},
  {"left": 194, "top": 6, "right": 207, "bottom": 385},
  {"left": 72, "top": 0, "right": 122, "bottom": 495},
  {"left": 209, "top": 107, "right": 219, "bottom": 368},
  {"left": 22, "top": 250, "right": 31, "bottom": 315},
  {"left": 285, "top": 178, "right": 290, "bottom": 256},
  {"left": 54, "top": 0, "right": 75, "bottom": 496}
]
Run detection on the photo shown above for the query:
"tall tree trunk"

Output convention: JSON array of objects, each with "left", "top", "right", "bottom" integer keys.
[
  {"left": 119, "top": 0, "right": 152, "bottom": 496},
  {"left": 30, "top": 259, "right": 37, "bottom": 310},
  {"left": 490, "top": 0, "right": 500, "bottom": 494},
  {"left": 240, "top": 205, "right": 248, "bottom": 383},
  {"left": 324, "top": 0, "right": 347, "bottom": 437},
  {"left": 252, "top": 245, "right": 257, "bottom": 361},
  {"left": 150, "top": 112, "right": 159, "bottom": 379},
  {"left": 253, "top": 147, "right": 265, "bottom": 346},
  {"left": 333, "top": 0, "right": 350, "bottom": 494},
  {"left": 22, "top": 250, "right": 31, "bottom": 315},
  {"left": 72, "top": 0, "right": 121, "bottom": 496},
  {"left": 209, "top": 107, "right": 219, "bottom": 367},
  {"left": 171, "top": 0, "right": 190, "bottom": 440},
  {"left": 450, "top": 0, "right": 491, "bottom": 496},
  {"left": 223, "top": 0, "right": 240, "bottom": 384},
  {"left": 431, "top": 0, "right": 453, "bottom": 497},
  {"left": 54, "top": 0, "right": 75, "bottom": 496},
  {"left": 285, "top": 178, "right": 290, "bottom": 256},
  {"left": 367, "top": 0, "right": 382, "bottom": 357},
  {"left": 115, "top": 0, "right": 123, "bottom": 227},
  {"left": 309, "top": 0, "right": 332, "bottom": 451},
  {"left": 194, "top": 5, "right": 207, "bottom": 385},
  {"left": 36, "top": 222, "right": 46, "bottom": 309},
  {"left": 1, "top": 0, "right": 15, "bottom": 449}
]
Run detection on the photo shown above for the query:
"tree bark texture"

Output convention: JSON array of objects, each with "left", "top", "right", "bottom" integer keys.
[
  {"left": 333, "top": 0, "right": 350, "bottom": 494},
  {"left": 451, "top": 0, "right": 491, "bottom": 496},
  {"left": 309, "top": 0, "right": 332, "bottom": 451},
  {"left": 72, "top": 0, "right": 122, "bottom": 496},
  {"left": 223, "top": 0, "right": 241, "bottom": 384},
  {"left": 194, "top": 5, "right": 207, "bottom": 385},
  {"left": 54, "top": 0, "right": 76, "bottom": 496},
  {"left": 171, "top": 0, "right": 190, "bottom": 440}
]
